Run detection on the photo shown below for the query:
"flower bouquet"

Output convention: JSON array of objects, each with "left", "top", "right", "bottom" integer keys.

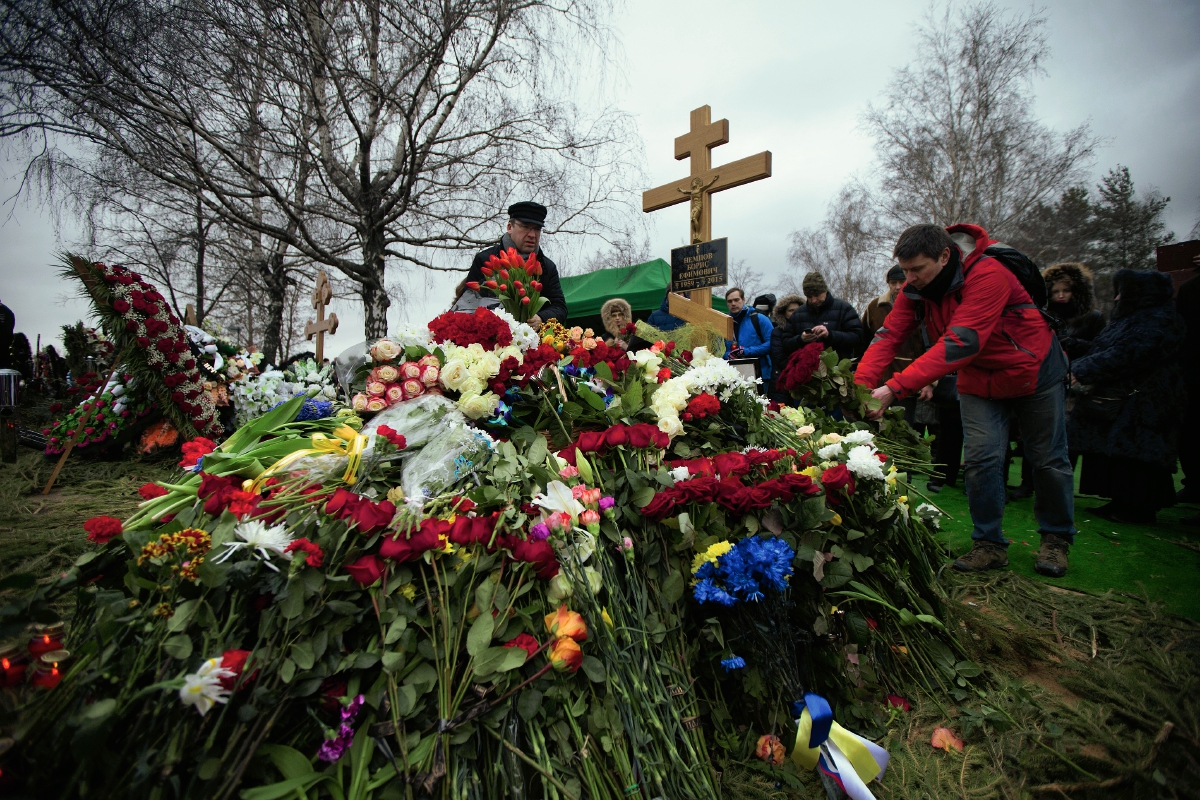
[{"left": 465, "top": 247, "right": 547, "bottom": 323}]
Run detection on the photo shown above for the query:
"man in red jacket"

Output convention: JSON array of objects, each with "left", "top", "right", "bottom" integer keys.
[{"left": 858, "top": 224, "right": 1075, "bottom": 577}]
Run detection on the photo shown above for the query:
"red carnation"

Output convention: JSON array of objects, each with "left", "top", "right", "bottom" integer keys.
[
  {"left": 139, "top": 483, "right": 168, "bottom": 500},
  {"left": 180, "top": 437, "right": 217, "bottom": 469},
  {"left": 504, "top": 633, "right": 541, "bottom": 658},
  {"left": 84, "top": 515, "right": 123, "bottom": 545},
  {"left": 284, "top": 537, "right": 325, "bottom": 568},
  {"left": 685, "top": 393, "right": 721, "bottom": 419},
  {"left": 376, "top": 425, "right": 407, "bottom": 449}
]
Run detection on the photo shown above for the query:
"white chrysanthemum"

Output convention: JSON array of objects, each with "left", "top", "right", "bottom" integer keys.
[
  {"left": 817, "top": 442, "right": 844, "bottom": 460},
  {"left": 214, "top": 520, "right": 294, "bottom": 571},
  {"left": 179, "top": 657, "right": 235, "bottom": 716},
  {"left": 394, "top": 325, "right": 433, "bottom": 349},
  {"left": 842, "top": 429, "right": 875, "bottom": 445},
  {"left": 845, "top": 445, "right": 886, "bottom": 480}
]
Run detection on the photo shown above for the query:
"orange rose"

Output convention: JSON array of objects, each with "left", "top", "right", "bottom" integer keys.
[
  {"left": 548, "top": 636, "right": 582, "bottom": 672},
  {"left": 755, "top": 734, "right": 786, "bottom": 766},
  {"left": 544, "top": 605, "right": 588, "bottom": 642}
]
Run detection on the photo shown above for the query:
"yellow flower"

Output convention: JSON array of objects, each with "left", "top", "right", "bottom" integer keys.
[
  {"left": 386, "top": 486, "right": 405, "bottom": 504},
  {"left": 601, "top": 608, "right": 614, "bottom": 629},
  {"left": 399, "top": 584, "right": 417, "bottom": 601},
  {"left": 828, "top": 513, "right": 842, "bottom": 527},
  {"left": 691, "top": 541, "right": 734, "bottom": 575},
  {"left": 898, "top": 496, "right": 908, "bottom": 505},
  {"left": 801, "top": 466, "right": 822, "bottom": 478}
]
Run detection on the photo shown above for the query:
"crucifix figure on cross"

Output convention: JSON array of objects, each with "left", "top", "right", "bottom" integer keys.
[
  {"left": 643, "top": 105, "right": 771, "bottom": 341},
  {"left": 304, "top": 270, "right": 339, "bottom": 362}
]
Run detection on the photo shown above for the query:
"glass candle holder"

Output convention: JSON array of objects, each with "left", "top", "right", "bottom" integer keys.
[
  {"left": 27, "top": 623, "right": 65, "bottom": 659},
  {"left": 0, "top": 642, "right": 28, "bottom": 687},
  {"left": 31, "top": 649, "right": 69, "bottom": 690}
]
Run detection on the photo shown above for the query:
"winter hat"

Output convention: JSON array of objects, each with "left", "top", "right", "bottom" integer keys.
[
  {"left": 600, "top": 297, "right": 633, "bottom": 338},
  {"left": 802, "top": 272, "right": 828, "bottom": 296},
  {"left": 887, "top": 265, "right": 905, "bottom": 283}
]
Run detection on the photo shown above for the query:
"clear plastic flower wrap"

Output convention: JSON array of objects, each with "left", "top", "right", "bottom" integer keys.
[{"left": 396, "top": 417, "right": 496, "bottom": 499}]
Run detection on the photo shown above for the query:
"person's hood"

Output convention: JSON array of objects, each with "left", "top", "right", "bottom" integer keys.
[
  {"left": 1112, "top": 269, "right": 1175, "bottom": 319},
  {"left": 1042, "top": 262, "right": 1096, "bottom": 315},
  {"left": 600, "top": 297, "right": 632, "bottom": 337},
  {"left": 771, "top": 294, "right": 803, "bottom": 328}
]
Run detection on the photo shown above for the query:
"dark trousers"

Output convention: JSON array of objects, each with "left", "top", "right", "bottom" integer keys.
[
  {"left": 931, "top": 402, "right": 963, "bottom": 487},
  {"left": 1181, "top": 383, "right": 1200, "bottom": 492}
]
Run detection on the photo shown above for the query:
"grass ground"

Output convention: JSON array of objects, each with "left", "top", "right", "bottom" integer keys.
[{"left": 927, "top": 458, "right": 1200, "bottom": 620}]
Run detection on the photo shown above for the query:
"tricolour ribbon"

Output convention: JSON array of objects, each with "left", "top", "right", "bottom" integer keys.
[
  {"left": 790, "top": 693, "right": 889, "bottom": 800},
  {"left": 254, "top": 425, "right": 368, "bottom": 489}
]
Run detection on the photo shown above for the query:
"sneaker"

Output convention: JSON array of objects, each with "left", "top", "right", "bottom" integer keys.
[
  {"left": 1034, "top": 534, "right": 1070, "bottom": 578},
  {"left": 952, "top": 541, "right": 1009, "bottom": 572}
]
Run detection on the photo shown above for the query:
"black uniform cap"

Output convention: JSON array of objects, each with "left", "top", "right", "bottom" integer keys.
[{"left": 508, "top": 201, "right": 547, "bottom": 228}]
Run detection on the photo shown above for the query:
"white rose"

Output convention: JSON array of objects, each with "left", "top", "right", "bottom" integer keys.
[
  {"left": 458, "top": 376, "right": 485, "bottom": 397},
  {"left": 459, "top": 391, "right": 500, "bottom": 419},
  {"left": 439, "top": 359, "right": 470, "bottom": 391},
  {"left": 658, "top": 415, "right": 683, "bottom": 438},
  {"left": 797, "top": 424, "right": 816, "bottom": 437},
  {"left": 468, "top": 353, "right": 501, "bottom": 381},
  {"left": 370, "top": 339, "right": 402, "bottom": 362}
]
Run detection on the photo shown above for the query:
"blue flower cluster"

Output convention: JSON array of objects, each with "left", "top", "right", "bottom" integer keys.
[
  {"left": 693, "top": 536, "right": 794, "bottom": 606},
  {"left": 720, "top": 655, "right": 746, "bottom": 672},
  {"left": 295, "top": 398, "right": 335, "bottom": 421}
]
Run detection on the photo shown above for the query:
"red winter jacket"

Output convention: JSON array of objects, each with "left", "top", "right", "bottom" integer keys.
[{"left": 856, "top": 224, "right": 1053, "bottom": 400}]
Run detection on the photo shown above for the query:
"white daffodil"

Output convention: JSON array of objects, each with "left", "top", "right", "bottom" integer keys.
[
  {"left": 179, "top": 657, "right": 235, "bottom": 716},
  {"left": 532, "top": 480, "right": 585, "bottom": 520},
  {"left": 214, "top": 520, "right": 294, "bottom": 571}
]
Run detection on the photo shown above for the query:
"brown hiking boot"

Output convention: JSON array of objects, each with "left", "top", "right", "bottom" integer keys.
[
  {"left": 952, "top": 541, "right": 1009, "bottom": 572},
  {"left": 1034, "top": 534, "right": 1070, "bottom": 578}
]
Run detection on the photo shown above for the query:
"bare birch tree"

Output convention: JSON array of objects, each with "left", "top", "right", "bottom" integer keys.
[
  {"left": 0, "top": 0, "right": 642, "bottom": 341},
  {"left": 785, "top": 185, "right": 883, "bottom": 313}
]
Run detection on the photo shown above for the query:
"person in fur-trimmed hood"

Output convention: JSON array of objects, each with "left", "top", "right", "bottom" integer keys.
[
  {"left": 1043, "top": 263, "right": 1105, "bottom": 361},
  {"left": 600, "top": 297, "right": 633, "bottom": 347}
]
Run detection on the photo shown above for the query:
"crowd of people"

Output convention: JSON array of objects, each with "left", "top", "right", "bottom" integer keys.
[{"left": 460, "top": 204, "right": 1196, "bottom": 583}]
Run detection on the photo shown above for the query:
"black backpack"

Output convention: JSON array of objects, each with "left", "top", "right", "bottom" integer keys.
[{"left": 984, "top": 246, "right": 1047, "bottom": 310}]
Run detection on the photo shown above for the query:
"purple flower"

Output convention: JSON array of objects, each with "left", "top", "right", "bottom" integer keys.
[
  {"left": 529, "top": 522, "right": 551, "bottom": 541},
  {"left": 317, "top": 694, "right": 365, "bottom": 762},
  {"left": 598, "top": 496, "right": 615, "bottom": 511}
]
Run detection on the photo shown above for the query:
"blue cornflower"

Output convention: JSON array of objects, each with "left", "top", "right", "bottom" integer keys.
[
  {"left": 693, "top": 578, "right": 736, "bottom": 606},
  {"left": 720, "top": 655, "right": 746, "bottom": 672}
]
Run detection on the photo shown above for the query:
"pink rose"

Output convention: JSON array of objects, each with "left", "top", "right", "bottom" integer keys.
[
  {"left": 371, "top": 365, "right": 400, "bottom": 383},
  {"left": 420, "top": 365, "right": 440, "bottom": 387},
  {"left": 370, "top": 339, "right": 402, "bottom": 362},
  {"left": 366, "top": 381, "right": 386, "bottom": 397},
  {"left": 366, "top": 397, "right": 388, "bottom": 412},
  {"left": 417, "top": 354, "right": 439, "bottom": 368},
  {"left": 400, "top": 362, "right": 422, "bottom": 380},
  {"left": 402, "top": 379, "right": 424, "bottom": 399},
  {"left": 385, "top": 384, "right": 404, "bottom": 404}
]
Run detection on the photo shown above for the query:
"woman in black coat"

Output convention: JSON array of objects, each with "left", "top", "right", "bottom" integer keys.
[
  {"left": 1043, "top": 262, "right": 1106, "bottom": 360},
  {"left": 1070, "top": 269, "right": 1186, "bottom": 524}
]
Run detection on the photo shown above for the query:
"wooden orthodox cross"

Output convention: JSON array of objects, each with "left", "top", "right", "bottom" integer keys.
[
  {"left": 304, "top": 270, "right": 339, "bottom": 362},
  {"left": 642, "top": 105, "right": 772, "bottom": 340}
]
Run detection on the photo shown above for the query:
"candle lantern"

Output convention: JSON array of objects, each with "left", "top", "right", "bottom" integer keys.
[
  {"left": 27, "top": 623, "right": 65, "bottom": 659},
  {"left": 31, "top": 650, "right": 69, "bottom": 689},
  {"left": 0, "top": 642, "right": 28, "bottom": 687},
  {"left": 0, "top": 369, "right": 19, "bottom": 463}
]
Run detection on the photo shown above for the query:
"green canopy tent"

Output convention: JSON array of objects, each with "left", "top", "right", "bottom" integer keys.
[{"left": 560, "top": 258, "right": 728, "bottom": 334}]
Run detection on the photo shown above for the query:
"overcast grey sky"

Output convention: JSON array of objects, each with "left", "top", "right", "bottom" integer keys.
[{"left": 2, "top": 0, "right": 1197, "bottom": 357}]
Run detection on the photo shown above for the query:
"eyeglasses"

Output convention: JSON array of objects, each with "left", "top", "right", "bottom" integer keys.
[{"left": 512, "top": 221, "right": 542, "bottom": 232}]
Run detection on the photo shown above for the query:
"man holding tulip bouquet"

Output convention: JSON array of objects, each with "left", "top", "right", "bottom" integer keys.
[{"left": 465, "top": 201, "right": 568, "bottom": 327}]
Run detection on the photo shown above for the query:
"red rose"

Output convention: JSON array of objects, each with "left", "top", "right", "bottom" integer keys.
[
  {"left": 510, "top": 537, "right": 559, "bottom": 579},
  {"left": 139, "top": 482, "right": 168, "bottom": 500},
  {"left": 876, "top": 452, "right": 888, "bottom": 464},
  {"left": 557, "top": 443, "right": 578, "bottom": 466},
  {"left": 821, "top": 464, "right": 855, "bottom": 496},
  {"left": 380, "top": 519, "right": 444, "bottom": 562},
  {"left": 455, "top": 497, "right": 477, "bottom": 513},
  {"left": 626, "top": 423, "right": 656, "bottom": 448},
  {"left": 350, "top": 498, "right": 397, "bottom": 535},
  {"left": 155, "top": 338, "right": 174, "bottom": 353},
  {"left": 344, "top": 555, "right": 384, "bottom": 587},
  {"left": 603, "top": 424, "right": 629, "bottom": 448},
  {"left": 576, "top": 431, "right": 607, "bottom": 454},
  {"left": 324, "top": 488, "right": 363, "bottom": 519},
  {"left": 219, "top": 649, "right": 255, "bottom": 691},
  {"left": 84, "top": 515, "right": 123, "bottom": 544},
  {"left": 641, "top": 491, "right": 679, "bottom": 521},
  {"left": 448, "top": 513, "right": 497, "bottom": 547},
  {"left": 713, "top": 452, "right": 751, "bottom": 478},
  {"left": 503, "top": 632, "right": 540, "bottom": 657},
  {"left": 136, "top": 336, "right": 151, "bottom": 348},
  {"left": 112, "top": 299, "right": 130, "bottom": 313},
  {"left": 668, "top": 458, "right": 715, "bottom": 478},
  {"left": 284, "top": 537, "right": 325, "bottom": 568}
]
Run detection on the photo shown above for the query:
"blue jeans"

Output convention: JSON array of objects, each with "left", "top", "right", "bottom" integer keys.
[{"left": 959, "top": 380, "right": 1076, "bottom": 547}]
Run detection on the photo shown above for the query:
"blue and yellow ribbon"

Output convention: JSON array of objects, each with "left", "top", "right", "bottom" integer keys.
[
  {"left": 254, "top": 425, "right": 369, "bottom": 489},
  {"left": 790, "top": 693, "right": 889, "bottom": 800}
]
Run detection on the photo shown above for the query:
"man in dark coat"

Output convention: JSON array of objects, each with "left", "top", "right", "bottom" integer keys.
[
  {"left": 778, "top": 272, "right": 863, "bottom": 361},
  {"left": 464, "top": 202, "right": 567, "bottom": 326},
  {"left": 1070, "top": 269, "right": 1186, "bottom": 524}
]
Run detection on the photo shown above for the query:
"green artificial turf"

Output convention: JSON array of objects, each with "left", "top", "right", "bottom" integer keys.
[{"left": 927, "top": 457, "right": 1200, "bottom": 620}]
